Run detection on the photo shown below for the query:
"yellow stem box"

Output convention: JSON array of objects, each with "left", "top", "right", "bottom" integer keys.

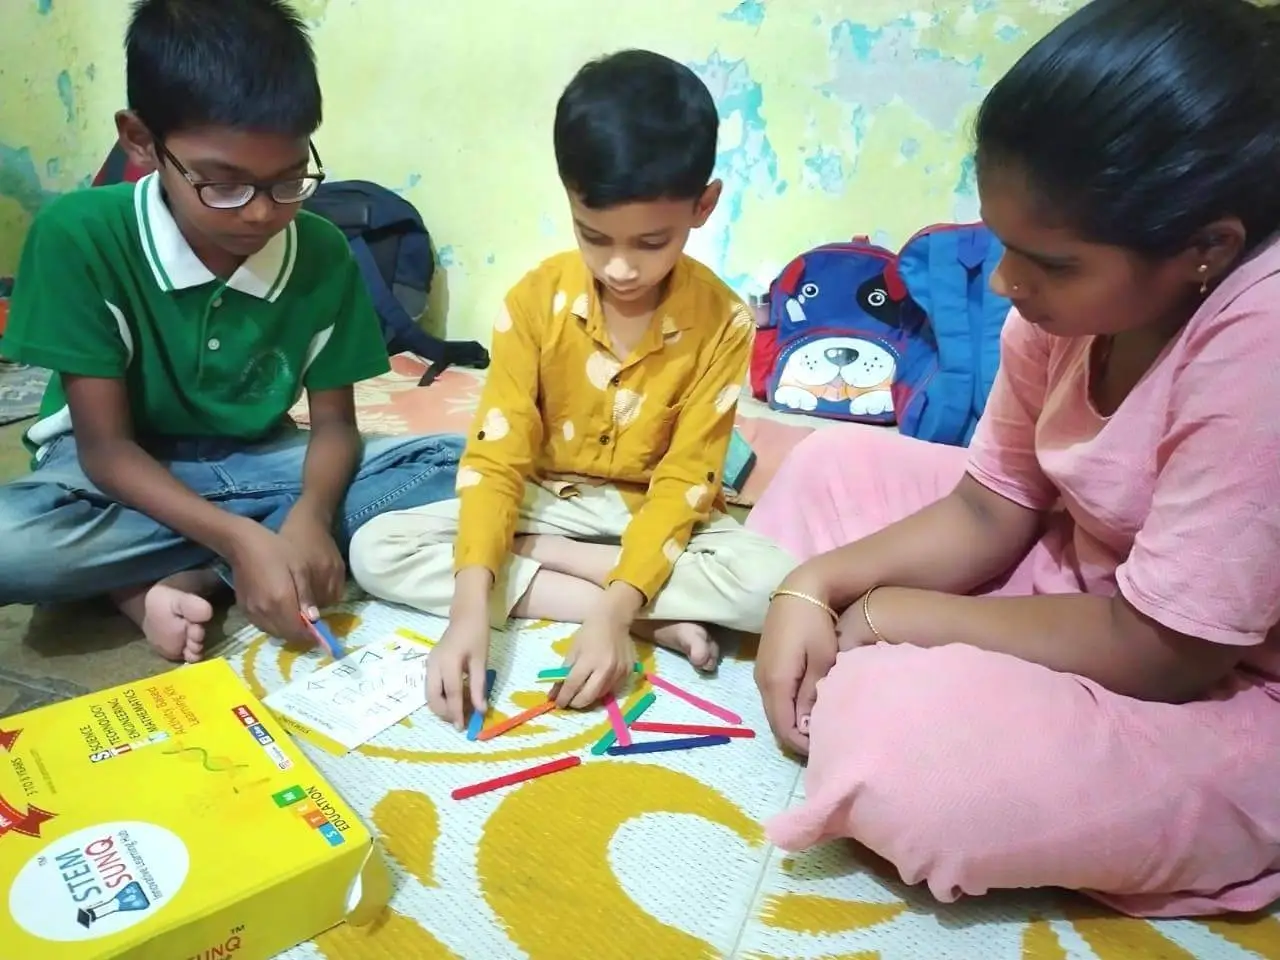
[{"left": 0, "top": 658, "right": 389, "bottom": 959}]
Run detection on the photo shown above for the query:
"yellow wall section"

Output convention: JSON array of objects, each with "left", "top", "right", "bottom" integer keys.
[{"left": 0, "top": 0, "right": 1079, "bottom": 344}]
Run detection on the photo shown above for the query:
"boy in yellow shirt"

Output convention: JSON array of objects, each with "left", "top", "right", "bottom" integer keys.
[{"left": 350, "top": 50, "right": 795, "bottom": 725}]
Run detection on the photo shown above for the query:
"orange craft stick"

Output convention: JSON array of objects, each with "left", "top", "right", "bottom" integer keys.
[{"left": 475, "top": 699, "right": 555, "bottom": 742}]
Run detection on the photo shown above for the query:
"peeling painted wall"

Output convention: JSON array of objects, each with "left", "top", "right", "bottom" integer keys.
[{"left": 0, "top": 0, "right": 1080, "bottom": 343}]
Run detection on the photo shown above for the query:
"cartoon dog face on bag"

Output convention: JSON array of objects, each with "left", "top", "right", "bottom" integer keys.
[
  {"left": 771, "top": 265, "right": 904, "bottom": 418},
  {"left": 774, "top": 335, "right": 897, "bottom": 416}
]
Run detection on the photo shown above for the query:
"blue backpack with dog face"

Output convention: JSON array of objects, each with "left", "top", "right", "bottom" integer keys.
[{"left": 748, "top": 223, "right": 1010, "bottom": 446}]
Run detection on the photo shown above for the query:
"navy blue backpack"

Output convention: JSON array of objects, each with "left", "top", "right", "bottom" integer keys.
[
  {"left": 749, "top": 223, "right": 1010, "bottom": 446},
  {"left": 304, "top": 181, "right": 489, "bottom": 383}
]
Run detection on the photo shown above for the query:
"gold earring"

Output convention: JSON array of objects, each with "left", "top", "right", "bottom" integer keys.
[{"left": 1198, "top": 263, "right": 1210, "bottom": 296}]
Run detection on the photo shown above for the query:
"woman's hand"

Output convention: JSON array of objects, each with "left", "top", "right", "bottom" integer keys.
[
  {"left": 754, "top": 582, "right": 840, "bottom": 756},
  {"left": 835, "top": 591, "right": 886, "bottom": 651}
]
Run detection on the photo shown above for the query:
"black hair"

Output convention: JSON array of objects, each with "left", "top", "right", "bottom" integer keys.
[
  {"left": 975, "top": 0, "right": 1280, "bottom": 258},
  {"left": 125, "top": 0, "right": 322, "bottom": 141},
  {"left": 553, "top": 49, "right": 719, "bottom": 209}
]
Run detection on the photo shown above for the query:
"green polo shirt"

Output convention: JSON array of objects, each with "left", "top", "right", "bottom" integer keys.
[{"left": 1, "top": 172, "right": 391, "bottom": 458}]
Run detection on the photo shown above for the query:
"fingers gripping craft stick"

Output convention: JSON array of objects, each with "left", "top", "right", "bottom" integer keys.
[
  {"left": 537, "top": 662, "right": 644, "bottom": 682},
  {"left": 466, "top": 669, "right": 498, "bottom": 742},
  {"left": 631, "top": 722, "right": 755, "bottom": 739},
  {"left": 603, "top": 693, "right": 631, "bottom": 747},
  {"left": 301, "top": 611, "right": 344, "bottom": 658},
  {"left": 644, "top": 673, "right": 743, "bottom": 725},
  {"left": 475, "top": 699, "right": 555, "bottom": 742},
  {"left": 451, "top": 755, "right": 582, "bottom": 801},
  {"left": 590, "top": 691, "right": 656, "bottom": 755},
  {"left": 607, "top": 735, "right": 732, "bottom": 756}
]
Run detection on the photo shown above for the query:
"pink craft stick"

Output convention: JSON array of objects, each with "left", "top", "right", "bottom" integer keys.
[
  {"left": 603, "top": 693, "right": 632, "bottom": 747},
  {"left": 645, "top": 672, "right": 743, "bottom": 726}
]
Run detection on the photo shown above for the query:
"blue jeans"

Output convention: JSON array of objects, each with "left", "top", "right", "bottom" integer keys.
[{"left": 0, "top": 426, "right": 464, "bottom": 605}]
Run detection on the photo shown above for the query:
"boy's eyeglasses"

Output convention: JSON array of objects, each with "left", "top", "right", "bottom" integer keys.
[{"left": 158, "top": 141, "right": 326, "bottom": 210}]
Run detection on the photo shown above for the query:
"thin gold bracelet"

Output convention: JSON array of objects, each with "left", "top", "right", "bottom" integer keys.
[
  {"left": 862, "top": 586, "right": 888, "bottom": 643},
  {"left": 769, "top": 588, "right": 838, "bottom": 624}
]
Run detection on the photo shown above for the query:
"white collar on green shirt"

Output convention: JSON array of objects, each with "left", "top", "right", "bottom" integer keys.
[{"left": 132, "top": 172, "right": 297, "bottom": 302}]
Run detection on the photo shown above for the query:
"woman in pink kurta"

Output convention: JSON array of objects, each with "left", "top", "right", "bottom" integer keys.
[{"left": 748, "top": 0, "right": 1280, "bottom": 918}]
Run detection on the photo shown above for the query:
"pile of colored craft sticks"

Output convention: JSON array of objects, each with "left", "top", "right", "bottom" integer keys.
[{"left": 451, "top": 664, "right": 754, "bottom": 802}]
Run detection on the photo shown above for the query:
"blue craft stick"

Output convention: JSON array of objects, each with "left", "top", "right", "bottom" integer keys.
[
  {"left": 466, "top": 669, "right": 498, "bottom": 741},
  {"left": 606, "top": 735, "right": 731, "bottom": 756},
  {"left": 302, "top": 613, "right": 344, "bottom": 658}
]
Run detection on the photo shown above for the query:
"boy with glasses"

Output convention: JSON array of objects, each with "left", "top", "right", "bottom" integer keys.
[{"left": 0, "top": 0, "right": 463, "bottom": 661}]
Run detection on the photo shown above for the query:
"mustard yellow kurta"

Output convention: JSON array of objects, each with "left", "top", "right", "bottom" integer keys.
[{"left": 454, "top": 251, "right": 755, "bottom": 602}]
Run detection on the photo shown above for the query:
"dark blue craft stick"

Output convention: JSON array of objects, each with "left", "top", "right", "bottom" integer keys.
[
  {"left": 606, "top": 735, "right": 731, "bottom": 756},
  {"left": 466, "top": 668, "right": 498, "bottom": 741}
]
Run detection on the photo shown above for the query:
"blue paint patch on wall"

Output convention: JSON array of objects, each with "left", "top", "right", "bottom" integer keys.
[
  {"left": 954, "top": 154, "right": 977, "bottom": 198},
  {"left": 539, "top": 214, "right": 557, "bottom": 238},
  {"left": 485, "top": 253, "right": 495, "bottom": 265},
  {"left": 995, "top": 23, "right": 1023, "bottom": 42},
  {"left": 436, "top": 245, "right": 457, "bottom": 267},
  {"left": 720, "top": 0, "right": 764, "bottom": 28},
  {"left": 36, "top": 0, "right": 53, "bottom": 13},
  {"left": 838, "top": 21, "right": 883, "bottom": 61},
  {"left": 824, "top": 17, "right": 985, "bottom": 131},
  {"left": 0, "top": 144, "right": 59, "bottom": 215},
  {"left": 848, "top": 104, "right": 871, "bottom": 149},
  {"left": 56, "top": 70, "right": 75, "bottom": 123},
  {"left": 687, "top": 51, "right": 779, "bottom": 290},
  {"left": 802, "top": 148, "right": 845, "bottom": 195},
  {"left": 951, "top": 153, "right": 981, "bottom": 224},
  {"left": 389, "top": 172, "right": 422, "bottom": 195},
  {"left": 900, "top": 137, "right": 921, "bottom": 160},
  {"left": 45, "top": 158, "right": 61, "bottom": 178}
]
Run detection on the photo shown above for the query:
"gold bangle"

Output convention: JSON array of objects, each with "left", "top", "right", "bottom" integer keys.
[
  {"left": 769, "top": 588, "right": 838, "bottom": 624},
  {"left": 862, "top": 586, "right": 888, "bottom": 643}
]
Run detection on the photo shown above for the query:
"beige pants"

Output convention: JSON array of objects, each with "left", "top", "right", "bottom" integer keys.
[{"left": 349, "top": 481, "right": 797, "bottom": 633}]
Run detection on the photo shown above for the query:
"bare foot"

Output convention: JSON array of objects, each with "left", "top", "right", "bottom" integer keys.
[
  {"left": 637, "top": 621, "right": 720, "bottom": 672},
  {"left": 113, "top": 570, "right": 219, "bottom": 663},
  {"left": 512, "top": 534, "right": 619, "bottom": 584}
]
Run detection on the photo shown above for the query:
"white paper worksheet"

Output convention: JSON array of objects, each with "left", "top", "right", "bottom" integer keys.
[{"left": 263, "top": 632, "right": 431, "bottom": 753}]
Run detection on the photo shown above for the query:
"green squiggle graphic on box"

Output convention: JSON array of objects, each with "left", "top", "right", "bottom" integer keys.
[{"left": 163, "top": 745, "right": 248, "bottom": 773}]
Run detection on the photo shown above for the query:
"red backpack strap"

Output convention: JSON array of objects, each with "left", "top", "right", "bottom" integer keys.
[{"left": 92, "top": 144, "right": 147, "bottom": 186}]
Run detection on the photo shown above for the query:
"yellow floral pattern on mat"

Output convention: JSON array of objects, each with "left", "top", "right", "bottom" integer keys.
[{"left": 220, "top": 601, "right": 1280, "bottom": 959}]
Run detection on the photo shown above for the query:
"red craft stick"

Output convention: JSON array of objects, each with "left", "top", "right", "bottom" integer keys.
[
  {"left": 451, "top": 755, "right": 581, "bottom": 801},
  {"left": 475, "top": 699, "right": 555, "bottom": 742},
  {"left": 630, "top": 721, "right": 755, "bottom": 739}
]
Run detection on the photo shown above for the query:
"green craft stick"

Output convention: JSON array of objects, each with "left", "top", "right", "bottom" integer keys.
[
  {"left": 537, "top": 662, "right": 644, "bottom": 682},
  {"left": 590, "top": 691, "right": 656, "bottom": 755}
]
